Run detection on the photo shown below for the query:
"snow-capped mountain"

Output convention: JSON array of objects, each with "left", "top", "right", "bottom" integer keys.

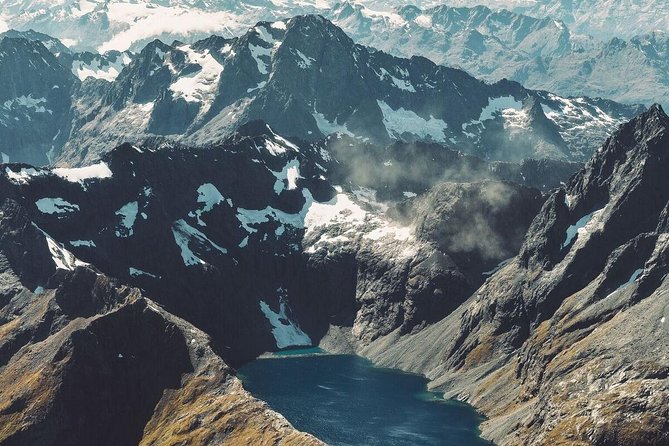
[
  {"left": 0, "top": 15, "right": 632, "bottom": 167},
  {"left": 3, "top": 1, "right": 668, "bottom": 107},
  {"left": 0, "top": 36, "right": 75, "bottom": 165}
]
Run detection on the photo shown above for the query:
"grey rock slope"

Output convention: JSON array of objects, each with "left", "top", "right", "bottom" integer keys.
[
  {"left": 56, "top": 15, "right": 640, "bottom": 166},
  {"left": 360, "top": 105, "right": 669, "bottom": 445},
  {"left": 325, "top": 3, "right": 669, "bottom": 108}
]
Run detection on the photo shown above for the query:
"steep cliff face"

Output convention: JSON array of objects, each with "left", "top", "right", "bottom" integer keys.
[
  {"left": 361, "top": 105, "right": 669, "bottom": 446},
  {"left": 0, "top": 195, "right": 323, "bottom": 446},
  {"left": 0, "top": 121, "right": 545, "bottom": 368},
  {"left": 0, "top": 37, "right": 76, "bottom": 165}
]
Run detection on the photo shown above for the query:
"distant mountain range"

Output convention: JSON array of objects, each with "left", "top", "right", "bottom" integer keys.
[
  {"left": 423, "top": 0, "right": 669, "bottom": 40},
  {"left": 327, "top": 3, "right": 669, "bottom": 108},
  {"left": 0, "top": 16, "right": 642, "bottom": 167}
]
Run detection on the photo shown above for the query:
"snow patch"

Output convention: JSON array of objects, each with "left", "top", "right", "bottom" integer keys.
[
  {"left": 169, "top": 44, "right": 224, "bottom": 116},
  {"left": 129, "top": 267, "right": 159, "bottom": 278},
  {"left": 364, "top": 225, "right": 413, "bottom": 241},
  {"left": 377, "top": 67, "right": 415, "bottom": 92},
  {"left": 563, "top": 208, "right": 605, "bottom": 249},
  {"left": 471, "top": 96, "right": 524, "bottom": 125},
  {"left": 377, "top": 100, "right": 447, "bottom": 142},
  {"left": 264, "top": 138, "right": 289, "bottom": 156},
  {"left": 194, "top": 183, "right": 225, "bottom": 226},
  {"left": 249, "top": 43, "right": 271, "bottom": 74},
  {"left": 36, "top": 197, "right": 79, "bottom": 215},
  {"left": 271, "top": 21, "right": 287, "bottom": 30},
  {"left": 259, "top": 294, "right": 312, "bottom": 349},
  {"left": 293, "top": 49, "right": 314, "bottom": 68},
  {"left": 5, "top": 167, "right": 45, "bottom": 184},
  {"left": 70, "top": 240, "right": 96, "bottom": 248},
  {"left": 272, "top": 159, "right": 301, "bottom": 194},
  {"left": 313, "top": 111, "right": 354, "bottom": 137},
  {"left": 71, "top": 56, "right": 126, "bottom": 81},
  {"left": 115, "top": 201, "right": 138, "bottom": 237},
  {"left": 3, "top": 95, "right": 49, "bottom": 113},
  {"left": 172, "top": 219, "right": 227, "bottom": 266},
  {"left": 304, "top": 192, "right": 367, "bottom": 235},
  {"left": 35, "top": 225, "right": 89, "bottom": 271},
  {"left": 52, "top": 162, "right": 112, "bottom": 188}
]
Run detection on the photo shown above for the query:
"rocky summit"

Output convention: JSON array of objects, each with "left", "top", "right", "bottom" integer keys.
[{"left": 0, "top": 3, "right": 667, "bottom": 446}]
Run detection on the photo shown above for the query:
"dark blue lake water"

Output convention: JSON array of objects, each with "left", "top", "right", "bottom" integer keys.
[{"left": 238, "top": 349, "right": 492, "bottom": 446}]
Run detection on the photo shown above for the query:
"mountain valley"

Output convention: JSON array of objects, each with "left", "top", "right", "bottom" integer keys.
[{"left": 0, "top": 2, "right": 667, "bottom": 446}]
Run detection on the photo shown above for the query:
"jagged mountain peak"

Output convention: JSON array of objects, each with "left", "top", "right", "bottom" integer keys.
[
  {"left": 0, "top": 28, "right": 72, "bottom": 56},
  {"left": 46, "top": 13, "right": 640, "bottom": 167},
  {"left": 519, "top": 104, "right": 669, "bottom": 270}
]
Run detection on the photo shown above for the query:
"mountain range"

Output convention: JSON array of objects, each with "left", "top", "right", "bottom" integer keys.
[
  {"left": 0, "top": 98, "right": 667, "bottom": 445},
  {"left": 1, "top": 3, "right": 667, "bottom": 446},
  {"left": 0, "top": 15, "right": 642, "bottom": 167},
  {"left": 328, "top": 3, "right": 669, "bottom": 108},
  {"left": 431, "top": 0, "right": 669, "bottom": 40}
]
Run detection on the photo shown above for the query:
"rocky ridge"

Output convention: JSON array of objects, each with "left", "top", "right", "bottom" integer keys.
[
  {"left": 0, "top": 16, "right": 642, "bottom": 166},
  {"left": 354, "top": 105, "right": 669, "bottom": 445},
  {"left": 0, "top": 120, "right": 545, "bottom": 367}
]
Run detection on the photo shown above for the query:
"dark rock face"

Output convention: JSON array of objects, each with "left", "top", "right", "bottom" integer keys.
[
  {"left": 0, "top": 197, "right": 323, "bottom": 446},
  {"left": 0, "top": 37, "right": 76, "bottom": 165},
  {"left": 0, "top": 122, "right": 546, "bottom": 367},
  {"left": 362, "top": 105, "right": 669, "bottom": 446}
]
